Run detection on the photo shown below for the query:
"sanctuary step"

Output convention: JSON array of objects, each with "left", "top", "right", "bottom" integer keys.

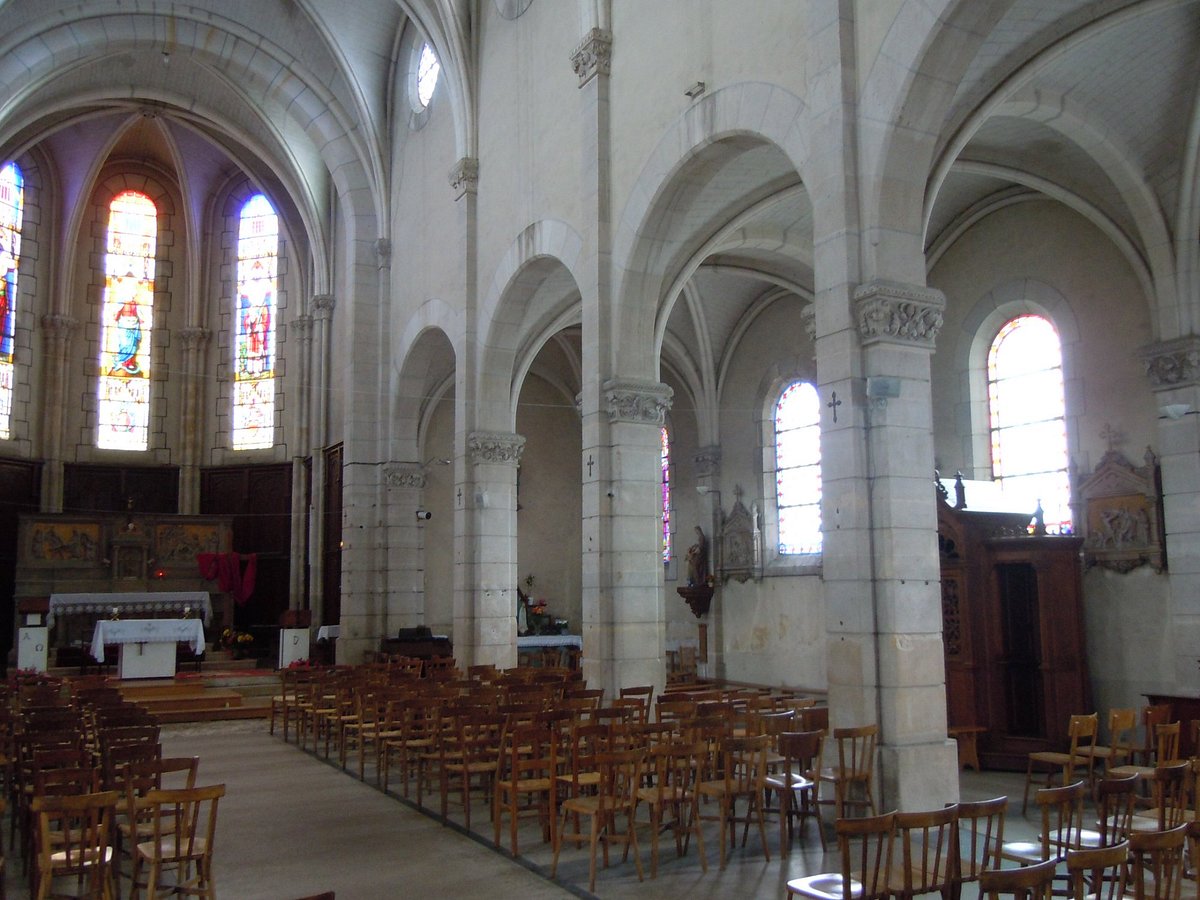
[{"left": 49, "top": 659, "right": 276, "bottom": 723}]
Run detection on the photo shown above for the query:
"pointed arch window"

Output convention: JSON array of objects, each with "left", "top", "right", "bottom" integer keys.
[
  {"left": 232, "top": 194, "right": 278, "bottom": 450},
  {"left": 97, "top": 190, "right": 156, "bottom": 451},
  {"left": 661, "top": 426, "right": 672, "bottom": 563},
  {"left": 0, "top": 162, "right": 23, "bottom": 439},
  {"left": 988, "top": 314, "right": 1072, "bottom": 532},
  {"left": 775, "top": 381, "right": 822, "bottom": 555}
]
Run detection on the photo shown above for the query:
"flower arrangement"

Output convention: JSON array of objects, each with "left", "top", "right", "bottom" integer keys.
[
  {"left": 220, "top": 628, "right": 254, "bottom": 650},
  {"left": 286, "top": 657, "right": 313, "bottom": 669}
]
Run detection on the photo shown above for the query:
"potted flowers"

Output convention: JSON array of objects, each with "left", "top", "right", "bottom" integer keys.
[{"left": 220, "top": 628, "right": 255, "bottom": 659}]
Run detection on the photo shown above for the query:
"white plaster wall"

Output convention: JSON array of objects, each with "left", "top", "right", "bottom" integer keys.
[
  {"left": 1083, "top": 566, "right": 1172, "bottom": 714},
  {"left": 931, "top": 201, "right": 1155, "bottom": 479},
  {"left": 474, "top": 2, "right": 585, "bottom": 274},
  {"left": 607, "top": 2, "right": 810, "bottom": 210},
  {"left": 515, "top": 373, "right": 582, "bottom": 633},
  {"left": 721, "top": 574, "right": 825, "bottom": 689}
]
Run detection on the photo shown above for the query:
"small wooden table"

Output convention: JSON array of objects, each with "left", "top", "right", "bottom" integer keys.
[{"left": 948, "top": 725, "right": 986, "bottom": 771}]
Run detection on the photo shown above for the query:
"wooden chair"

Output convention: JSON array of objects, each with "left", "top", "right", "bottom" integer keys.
[
  {"left": 30, "top": 789, "right": 119, "bottom": 900},
  {"left": 1066, "top": 840, "right": 1129, "bottom": 900},
  {"left": 1131, "top": 761, "right": 1190, "bottom": 833},
  {"left": 1002, "top": 780, "right": 1085, "bottom": 865},
  {"left": 129, "top": 784, "right": 225, "bottom": 900},
  {"left": 1133, "top": 705, "right": 1174, "bottom": 766},
  {"left": 1127, "top": 825, "right": 1187, "bottom": 900},
  {"left": 978, "top": 858, "right": 1057, "bottom": 900},
  {"left": 1087, "top": 708, "right": 1138, "bottom": 778},
  {"left": 439, "top": 710, "right": 504, "bottom": 830},
  {"left": 786, "top": 811, "right": 896, "bottom": 900},
  {"left": 551, "top": 748, "right": 645, "bottom": 893},
  {"left": 819, "top": 724, "right": 878, "bottom": 819},
  {"left": 1022, "top": 713, "right": 1098, "bottom": 814},
  {"left": 696, "top": 733, "right": 771, "bottom": 868},
  {"left": 1079, "top": 774, "right": 1138, "bottom": 848},
  {"left": 635, "top": 739, "right": 706, "bottom": 878},
  {"left": 492, "top": 722, "right": 557, "bottom": 855},
  {"left": 1112, "top": 722, "right": 1182, "bottom": 787},
  {"left": 957, "top": 796, "right": 1007, "bottom": 897},
  {"left": 888, "top": 804, "right": 959, "bottom": 900},
  {"left": 765, "top": 729, "right": 825, "bottom": 853}
]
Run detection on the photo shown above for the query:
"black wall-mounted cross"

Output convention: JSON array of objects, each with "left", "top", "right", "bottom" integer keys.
[{"left": 827, "top": 390, "right": 842, "bottom": 423}]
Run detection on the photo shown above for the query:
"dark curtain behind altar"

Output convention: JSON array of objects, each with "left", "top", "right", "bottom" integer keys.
[{"left": 201, "top": 463, "right": 292, "bottom": 628}]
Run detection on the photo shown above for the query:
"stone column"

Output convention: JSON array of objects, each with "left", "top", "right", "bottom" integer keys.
[
  {"left": 821, "top": 279, "right": 959, "bottom": 811},
  {"left": 383, "top": 462, "right": 427, "bottom": 632},
  {"left": 1142, "top": 338, "right": 1200, "bottom": 693},
  {"left": 38, "top": 314, "right": 77, "bottom": 512},
  {"left": 693, "top": 444, "right": 723, "bottom": 680},
  {"left": 462, "top": 431, "right": 524, "bottom": 669},
  {"left": 583, "top": 379, "right": 672, "bottom": 698},
  {"left": 290, "top": 314, "right": 314, "bottom": 610},
  {"left": 308, "top": 296, "right": 335, "bottom": 627},
  {"left": 177, "top": 327, "right": 210, "bottom": 514}
]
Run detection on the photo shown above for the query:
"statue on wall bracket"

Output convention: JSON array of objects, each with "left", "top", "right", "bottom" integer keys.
[{"left": 1079, "top": 446, "right": 1166, "bottom": 573}]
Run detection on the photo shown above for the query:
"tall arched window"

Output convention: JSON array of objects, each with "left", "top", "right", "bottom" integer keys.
[
  {"left": 232, "top": 193, "right": 278, "bottom": 450},
  {"left": 97, "top": 190, "right": 156, "bottom": 451},
  {"left": 0, "top": 162, "right": 23, "bottom": 440},
  {"left": 775, "top": 381, "right": 821, "bottom": 554},
  {"left": 660, "top": 426, "right": 671, "bottom": 563},
  {"left": 988, "top": 314, "right": 1072, "bottom": 532}
]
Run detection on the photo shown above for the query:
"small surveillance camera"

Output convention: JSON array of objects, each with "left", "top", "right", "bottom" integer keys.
[{"left": 415, "top": 510, "right": 432, "bottom": 521}]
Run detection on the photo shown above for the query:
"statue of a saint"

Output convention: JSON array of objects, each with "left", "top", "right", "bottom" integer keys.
[{"left": 686, "top": 525, "right": 709, "bottom": 586}]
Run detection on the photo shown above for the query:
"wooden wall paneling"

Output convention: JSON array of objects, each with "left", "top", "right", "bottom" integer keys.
[{"left": 0, "top": 457, "right": 41, "bottom": 658}]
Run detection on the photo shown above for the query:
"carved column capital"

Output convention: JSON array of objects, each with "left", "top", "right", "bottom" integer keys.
[
  {"left": 449, "top": 157, "right": 479, "bottom": 200},
  {"left": 291, "top": 314, "right": 314, "bottom": 342},
  {"left": 854, "top": 279, "right": 946, "bottom": 350},
  {"left": 374, "top": 238, "right": 392, "bottom": 269},
  {"left": 1141, "top": 337, "right": 1200, "bottom": 389},
  {"left": 800, "top": 303, "right": 816, "bottom": 347},
  {"left": 39, "top": 314, "right": 77, "bottom": 339},
  {"left": 694, "top": 446, "right": 722, "bottom": 478},
  {"left": 312, "top": 294, "right": 336, "bottom": 320},
  {"left": 604, "top": 378, "right": 673, "bottom": 425},
  {"left": 571, "top": 28, "right": 612, "bottom": 86},
  {"left": 178, "top": 327, "right": 211, "bottom": 350},
  {"left": 468, "top": 431, "right": 525, "bottom": 466},
  {"left": 384, "top": 462, "right": 426, "bottom": 489}
]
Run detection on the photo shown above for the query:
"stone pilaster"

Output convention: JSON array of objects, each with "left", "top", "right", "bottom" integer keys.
[
  {"left": 308, "top": 296, "right": 335, "bottom": 627},
  {"left": 823, "top": 278, "right": 956, "bottom": 811},
  {"left": 38, "top": 314, "right": 78, "bottom": 512},
  {"left": 583, "top": 379, "right": 672, "bottom": 696},
  {"left": 1142, "top": 336, "right": 1200, "bottom": 691},
  {"left": 462, "top": 431, "right": 524, "bottom": 668},
  {"left": 176, "top": 327, "right": 210, "bottom": 513},
  {"left": 381, "top": 462, "right": 428, "bottom": 632}
]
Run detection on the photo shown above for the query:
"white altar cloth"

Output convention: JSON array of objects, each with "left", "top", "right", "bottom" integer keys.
[
  {"left": 517, "top": 634, "right": 582, "bottom": 649},
  {"left": 90, "top": 618, "right": 207, "bottom": 661},
  {"left": 51, "top": 592, "right": 212, "bottom": 626}
]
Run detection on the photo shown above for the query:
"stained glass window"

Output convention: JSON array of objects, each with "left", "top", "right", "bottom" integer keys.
[
  {"left": 661, "top": 426, "right": 671, "bottom": 563},
  {"left": 97, "top": 190, "right": 156, "bottom": 451},
  {"left": 233, "top": 194, "right": 278, "bottom": 450},
  {"left": 0, "top": 162, "right": 23, "bottom": 439},
  {"left": 416, "top": 42, "right": 440, "bottom": 108},
  {"left": 775, "top": 381, "right": 821, "bottom": 554},
  {"left": 988, "top": 314, "right": 1072, "bottom": 532}
]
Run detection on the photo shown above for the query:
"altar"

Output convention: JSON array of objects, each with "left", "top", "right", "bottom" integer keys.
[{"left": 91, "top": 618, "right": 206, "bottom": 679}]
